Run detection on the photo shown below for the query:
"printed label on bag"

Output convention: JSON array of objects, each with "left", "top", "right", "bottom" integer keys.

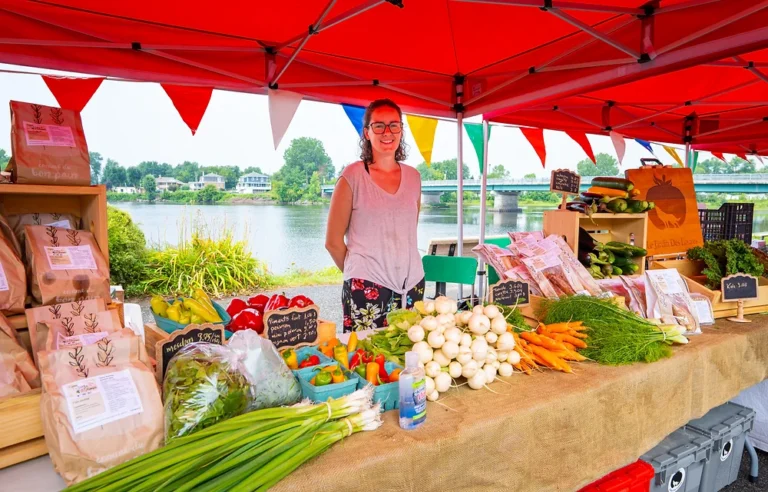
[
  {"left": 647, "top": 270, "right": 685, "bottom": 295},
  {"left": 0, "top": 263, "right": 8, "bottom": 292},
  {"left": 45, "top": 219, "right": 73, "bottom": 229},
  {"left": 62, "top": 369, "right": 144, "bottom": 434},
  {"left": 23, "top": 122, "right": 76, "bottom": 147},
  {"left": 57, "top": 331, "right": 109, "bottom": 350},
  {"left": 45, "top": 246, "right": 97, "bottom": 270},
  {"left": 692, "top": 298, "right": 714, "bottom": 325}
]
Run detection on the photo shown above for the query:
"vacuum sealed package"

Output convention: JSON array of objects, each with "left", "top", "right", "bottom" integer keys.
[
  {"left": 645, "top": 269, "right": 701, "bottom": 334},
  {"left": 547, "top": 234, "right": 602, "bottom": 297},
  {"left": 689, "top": 293, "right": 715, "bottom": 326},
  {"left": 622, "top": 275, "right": 649, "bottom": 318}
]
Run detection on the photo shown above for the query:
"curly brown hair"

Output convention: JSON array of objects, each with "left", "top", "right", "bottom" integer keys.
[{"left": 359, "top": 99, "right": 408, "bottom": 165}]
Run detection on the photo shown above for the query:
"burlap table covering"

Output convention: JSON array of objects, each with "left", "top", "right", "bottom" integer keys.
[{"left": 274, "top": 318, "right": 768, "bottom": 492}]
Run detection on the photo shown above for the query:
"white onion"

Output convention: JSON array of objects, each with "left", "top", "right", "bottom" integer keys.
[
  {"left": 434, "top": 372, "right": 452, "bottom": 393},
  {"left": 496, "top": 332, "right": 515, "bottom": 352},
  {"left": 468, "top": 314, "right": 491, "bottom": 335},
  {"left": 485, "top": 332, "right": 498, "bottom": 344},
  {"left": 490, "top": 316, "right": 508, "bottom": 335},
  {"left": 407, "top": 325, "right": 425, "bottom": 343},
  {"left": 498, "top": 362, "right": 514, "bottom": 377},
  {"left": 441, "top": 340, "right": 460, "bottom": 360},
  {"left": 425, "top": 361, "right": 441, "bottom": 378},
  {"left": 483, "top": 304, "right": 501, "bottom": 320},
  {"left": 448, "top": 361, "right": 462, "bottom": 378},
  {"left": 432, "top": 349, "right": 451, "bottom": 368},
  {"left": 461, "top": 359, "right": 479, "bottom": 378}
]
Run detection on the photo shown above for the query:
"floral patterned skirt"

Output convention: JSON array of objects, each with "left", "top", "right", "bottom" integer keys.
[{"left": 342, "top": 278, "right": 425, "bottom": 333}]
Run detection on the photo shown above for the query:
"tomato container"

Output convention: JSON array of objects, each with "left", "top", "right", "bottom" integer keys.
[
  {"left": 578, "top": 460, "right": 654, "bottom": 492},
  {"left": 351, "top": 360, "right": 402, "bottom": 412},
  {"left": 292, "top": 346, "right": 334, "bottom": 378},
  {"left": 297, "top": 364, "right": 358, "bottom": 402}
]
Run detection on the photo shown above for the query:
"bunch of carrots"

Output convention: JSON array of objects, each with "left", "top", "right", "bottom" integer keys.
[{"left": 510, "top": 321, "right": 588, "bottom": 374}]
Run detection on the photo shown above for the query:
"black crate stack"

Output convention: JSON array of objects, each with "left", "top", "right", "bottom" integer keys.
[{"left": 698, "top": 203, "right": 754, "bottom": 243}]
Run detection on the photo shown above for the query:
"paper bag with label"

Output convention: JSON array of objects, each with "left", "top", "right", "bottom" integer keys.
[
  {"left": 645, "top": 269, "right": 701, "bottom": 335},
  {"left": 0, "top": 312, "right": 39, "bottom": 390},
  {"left": 8, "top": 101, "right": 91, "bottom": 186},
  {"left": 25, "top": 225, "right": 110, "bottom": 305},
  {"left": 39, "top": 309, "right": 122, "bottom": 351},
  {"left": 6, "top": 213, "right": 80, "bottom": 264},
  {"left": 0, "top": 233, "right": 26, "bottom": 315},
  {"left": 26, "top": 298, "right": 107, "bottom": 366},
  {"left": 39, "top": 335, "right": 163, "bottom": 485}
]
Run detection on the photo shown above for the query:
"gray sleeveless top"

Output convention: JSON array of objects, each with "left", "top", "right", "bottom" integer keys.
[{"left": 341, "top": 161, "right": 424, "bottom": 293}]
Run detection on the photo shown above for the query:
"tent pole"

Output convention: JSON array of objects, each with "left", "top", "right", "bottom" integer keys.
[
  {"left": 457, "top": 112, "right": 465, "bottom": 301},
  {"left": 685, "top": 143, "right": 692, "bottom": 167},
  {"left": 478, "top": 119, "right": 489, "bottom": 302}
]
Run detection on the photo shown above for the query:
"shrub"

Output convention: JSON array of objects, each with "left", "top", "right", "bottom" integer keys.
[{"left": 107, "top": 206, "right": 149, "bottom": 297}]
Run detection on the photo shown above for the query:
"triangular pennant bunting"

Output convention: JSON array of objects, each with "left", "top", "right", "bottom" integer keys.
[
  {"left": 161, "top": 84, "right": 213, "bottom": 135},
  {"left": 690, "top": 150, "right": 700, "bottom": 172},
  {"left": 712, "top": 152, "right": 726, "bottom": 162},
  {"left": 268, "top": 89, "right": 303, "bottom": 149},
  {"left": 42, "top": 76, "right": 104, "bottom": 113},
  {"left": 520, "top": 127, "right": 546, "bottom": 168},
  {"left": 341, "top": 104, "right": 365, "bottom": 136},
  {"left": 609, "top": 131, "right": 626, "bottom": 165},
  {"left": 635, "top": 139, "right": 654, "bottom": 155},
  {"left": 406, "top": 114, "right": 438, "bottom": 166},
  {"left": 662, "top": 145, "right": 683, "bottom": 167},
  {"left": 736, "top": 152, "right": 748, "bottom": 161},
  {"left": 464, "top": 122, "right": 491, "bottom": 173},
  {"left": 565, "top": 131, "right": 595, "bottom": 164}
]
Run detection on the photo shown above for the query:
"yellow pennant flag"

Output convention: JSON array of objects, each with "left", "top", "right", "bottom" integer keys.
[
  {"left": 662, "top": 145, "right": 684, "bottom": 167},
  {"left": 406, "top": 114, "right": 438, "bottom": 166}
]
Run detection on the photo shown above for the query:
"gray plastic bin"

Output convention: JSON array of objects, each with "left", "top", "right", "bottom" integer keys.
[
  {"left": 685, "top": 402, "right": 756, "bottom": 492},
  {"left": 642, "top": 427, "right": 713, "bottom": 492}
]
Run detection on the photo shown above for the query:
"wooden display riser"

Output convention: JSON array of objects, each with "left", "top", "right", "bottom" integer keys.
[{"left": 0, "top": 389, "right": 44, "bottom": 470}]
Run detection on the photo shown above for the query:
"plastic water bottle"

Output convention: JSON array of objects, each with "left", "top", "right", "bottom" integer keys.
[{"left": 398, "top": 351, "right": 426, "bottom": 430}]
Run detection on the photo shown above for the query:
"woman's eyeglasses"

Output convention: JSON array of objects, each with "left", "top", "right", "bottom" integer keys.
[{"left": 368, "top": 122, "right": 403, "bottom": 134}]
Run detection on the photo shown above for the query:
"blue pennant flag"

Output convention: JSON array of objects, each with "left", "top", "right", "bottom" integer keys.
[
  {"left": 341, "top": 104, "right": 365, "bottom": 136},
  {"left": 635, "top": 139, "right": 654, "bottom": 155}
]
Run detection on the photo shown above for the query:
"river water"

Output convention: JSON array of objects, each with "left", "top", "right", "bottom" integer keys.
[{"left": 111, "top": 202, "right": 552, "bottom": 273}]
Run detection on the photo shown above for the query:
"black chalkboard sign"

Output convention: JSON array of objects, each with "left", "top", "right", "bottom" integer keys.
[
  {"left": 156, "top": 324, "right": 225, "bottom": 381},
  {"left": 264, "top": 305, "right": 319, "bottom": 350},
  {"left": 489, "top": 280, "right": 530, "bottom": 307},
  {"left": 550, "top": 169, "right": 581, "bottom": 195},
  {"left": 721, "top": 274, "right": 759, "bottom": 302}
]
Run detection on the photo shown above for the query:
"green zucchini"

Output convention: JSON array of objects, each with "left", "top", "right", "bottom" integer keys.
[
  {"left": 591, "top": 177, "right": 634, "bottom": 192},
  {"left": 626, "top": 199, "right": 648, "bottom": 213},
  {"left": 626, "top": 263, "right": 640, "bottom": 274},
  {"left": 605, "top": 198, "right": 628, "bottom": 213},
  {"left": 612, "top": 266, "right": 623, "bottom": 275},
  {"left": 612, "top": 256, "right": 633, "bottom": 268},
  {"left": 606, "top": 241, "right": 647, "bottom": 258},
  {"left": 603, "top": 244, "right": 633, "bottom": 258}
]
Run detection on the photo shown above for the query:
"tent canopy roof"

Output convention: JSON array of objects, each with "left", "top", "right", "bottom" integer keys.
[{"left": 3, "top": 0, "right": 768, "bottom": 124}]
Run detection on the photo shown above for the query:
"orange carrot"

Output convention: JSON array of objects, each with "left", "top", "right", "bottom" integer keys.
[
  {"left": 538, "top": 322, "right": 572, "bottom": 333},
  {"left": 519, "top": 332, "right": 542, "bottom": 345},
  {"left": 562, "top": 342, "right": 576, "bottom": 351},
  {"left": 529, "top": 345, "right": 571, "bottom": 373},
  {"left": 568, "top": 329, "right": 588, "bottom": 339},
  {"left": 560, "top": 334, "right": 588, "bottom": 349}
]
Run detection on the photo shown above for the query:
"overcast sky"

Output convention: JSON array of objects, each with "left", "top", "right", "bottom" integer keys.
[{"left": 1, "top": 63, "right": 707, "bottom": 178}]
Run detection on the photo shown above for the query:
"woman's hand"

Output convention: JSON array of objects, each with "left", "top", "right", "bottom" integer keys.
[{"left": 325, "top": 177, "right": 353, "bottom": 271}]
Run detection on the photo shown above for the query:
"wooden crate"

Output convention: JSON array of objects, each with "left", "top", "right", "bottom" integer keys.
[
  {"left": 0, "top": 389, "right": 45, "bottom": 469},
  {"left": 648, "top": 258, "right": 768, "bottom": 318},
  {"left": 544, "top": 210, "right": 648, "bottom": 274}
]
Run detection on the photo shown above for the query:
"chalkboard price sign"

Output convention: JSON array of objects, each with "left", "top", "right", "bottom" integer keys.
[
  {"left": 550, "top": 169, "right": 581, "bottom": 195},
  {"left": 489, "top": 280, "right": 530, "bottom": 307},
  {"left": 155, "top": 324, "right": 225, "bottom": 381},
  {"left": 264, "top": 305, "right": 319, "bottom": 350},
  {"left": 721, "top": 274, "right": 759, "bottom": 302}
]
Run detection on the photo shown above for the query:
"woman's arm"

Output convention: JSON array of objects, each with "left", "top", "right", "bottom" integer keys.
[{"left": 325, "top": 177, "right": 353, "bottom": 271}]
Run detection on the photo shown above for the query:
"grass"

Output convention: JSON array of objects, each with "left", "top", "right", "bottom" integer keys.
[{"left": 267, "top": 265, "right": 342, "bottom": 288}]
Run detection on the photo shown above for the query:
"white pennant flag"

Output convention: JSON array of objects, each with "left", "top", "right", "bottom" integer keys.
[
  {"left": 610, "top": 131, "right": 626, "bottom": 165},
  {"left": 268, "top": 89, "right": 303, "bottom": 149}
]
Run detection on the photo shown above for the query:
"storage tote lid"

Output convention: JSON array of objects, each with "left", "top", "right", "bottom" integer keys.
[
  {"left": 641, "top": 428, "right": 712, "bottom": 472},
  {"left": 686, "top": 402, "right": 756, "bottom": 439}
]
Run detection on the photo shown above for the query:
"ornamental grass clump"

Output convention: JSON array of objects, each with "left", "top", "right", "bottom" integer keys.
[{"left": 66, "top": 387, "right": 380, "bottom": 492}]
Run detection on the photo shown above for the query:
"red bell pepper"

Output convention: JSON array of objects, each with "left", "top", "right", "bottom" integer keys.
[
  {"left": 298, "top": 354, "right": 320, "bottom": 368},
  {"left": 230, "top": 308, "right": 264, "bottom": 334},
  {"left": 361, "top": 351, "right": 373, "bottom": 364},
  {"left": 247, "top": 294, "right": 270, "bottom": 312},
  {"left": 226, "top": 298, "right": 249, "bottom": 318},
  {"left": 349, "top": 349, "right": 364, "bottom": 370},
  {"left": 265, "top": 294, "right": 289, "bottom": 311},
  {"left": 288, "top": 295, "right": 314, "bottom": 308}
]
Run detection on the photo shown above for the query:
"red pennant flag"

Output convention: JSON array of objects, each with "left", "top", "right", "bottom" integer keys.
[
  {"left": 736, "top": 152, "right": 748, "bottom": 161},
  {"left": 520, "top": 127, "right": 546, "bottom": 168},
  {"left": 565, "top": 131, "right": 595, "bottom": 164},
  {"left": 712, "top": 152, "right": 726, "bottom": 162},
  {"left": 161, "top": 84, "right": 213, "bottom": 135},
  {"left": 42, "top": 76, "right": 104, "bottom": 113}
]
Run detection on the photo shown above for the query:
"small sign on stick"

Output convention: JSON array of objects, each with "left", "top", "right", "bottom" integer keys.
[
  {"left": 721, "top": 273, "right": 759, "bottom": 323},
  {"left": 550, "top": 169, "right": 581, "bottom": 210}
]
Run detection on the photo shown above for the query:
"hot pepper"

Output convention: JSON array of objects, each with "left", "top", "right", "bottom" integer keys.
[
  {"left": 347, "top": 332, "right": 358, "bottom": 353},
  {"left": 349, "top": 350, "right": 363, "bottom": 370},
  {"left": 247, "top": 294, "right": 270, "bottom": 312},
  {"left": 389, "top": 369, "right": 401, "bottom": 382},
  {"left": 333, "top": 345, "right": 349, "bottom": 370},
  {"left": 331, "top": 369, "right": 345, "bottom": 384},
  {"left": 374, "top": 354, "right": 388, "bottom": 382},
  {"left": 226, "top": 298, "right": 249, "bottom": 318},
  {"left": 354, "top": 364, "right": 367, "bottom": 378},
  {"left": 366, "top": 362, "right": 379, "bottom": 386},
  {"left": 265, "top": 294, "right": 289, "bottom": 311},
  {"left": 319, "top": 342, "right": 334, "bottom": 358},
  {"left": 229, "top": 308, "right": 264, "bottom": 333},
  {"left": 298, "top": 354, "right": 320, "bottom": 369},
  {"left": 313, "top": 371, "right": 332, "bottom": 386},
  {"left": 288, "top": 295, "right": 314, "bottom": 309},
  {"left": 361, "top": 351, "right": 373, "bottom": 364},
  {"left": 282, "top": 349, "right": 298, "bottom": 370}
]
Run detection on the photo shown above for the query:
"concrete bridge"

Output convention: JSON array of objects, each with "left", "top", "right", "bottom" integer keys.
[{"left": 321, "top": 174, "right": 768, "bottom": 211}]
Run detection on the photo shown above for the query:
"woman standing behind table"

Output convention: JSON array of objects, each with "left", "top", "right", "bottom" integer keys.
[{"left": 325, "top": 99, "right": 425, "bottom": 332}]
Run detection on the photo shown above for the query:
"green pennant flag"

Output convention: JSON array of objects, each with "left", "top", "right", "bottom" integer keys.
[
  {"left": 464, "top": 122, "right": 492, "bottom": 174},
  {"left": 690, "top": 150, "right": 700, "bottom": 172}
]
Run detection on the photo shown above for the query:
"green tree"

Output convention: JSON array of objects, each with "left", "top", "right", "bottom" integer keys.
[
  {"left": 304, "top": 171, "right": 322, "bottom": 201},
  {"left": 488, "top": 165, "right": 510, "bottom": 179},
  {"left": 126, "top": 167, "right": 143, "bottom": 187},
  {"left": 196, "top": 185, "right": 223, "bottom": 204},
  {"left": 577, "top": 153, "right": 619, "bottom": 176},
  {"left": 173, "top": 161, "right": 200, "bottom": 183},
  {"left": 523, "top": 173, "right": 537, "bottom": 179},
  {"left": 243, "top": 166, "right": 264, "bottom": 175},
  {"left": 89, "top": 151, "right": 103, "bottom": 184},
  {"left": 416, "top": 162, "right": 445, "bottom": 180},
  {"left": 272, "top": 166, "right": 305, "bottom": 203},
  {"left": 0, "top": 148, "right": 9, "bottom": 171},
  {"left": 141, "top": 174, "right": 157, "bottom": 202},
  {"left": 416, "top": 159, "right": 472, "bottom": 181},
  {"left": 106, "top": 207, "right": 148, "bottom": 296},
  {"left": 101, "top": 159, "right": 126, "bottom": 189},
  {"left": 281, "top": 137, "right": 335, "bottom": 183}
]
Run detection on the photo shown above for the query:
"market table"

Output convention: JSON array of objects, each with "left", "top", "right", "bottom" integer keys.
[{"left": 274, "top": 318, "right": 768, "bottom": 492}]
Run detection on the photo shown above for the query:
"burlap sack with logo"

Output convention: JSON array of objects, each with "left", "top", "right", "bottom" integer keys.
[
  {"left": 6, "top": 213, "right": 81, "bottom": 264},
  {"left": 9, "top": 101, "right": 90, "bottom": 186},
  {"left": 26, "top": 298, "right": 106, "bottom": 366},
  {"left": 0, "top": 233, "right": 26, "bottom": 315},
  {"left": 25, "top": 225, "right": 110, "bottom": 305},
  {"left": 0, "top": 311, "right": 39, "bottom": 390},
  {"left": 40, "top": 335, "right": 163, "bottom": 485}
]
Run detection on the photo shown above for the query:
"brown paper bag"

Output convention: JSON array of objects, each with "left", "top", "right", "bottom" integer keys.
[
  {"left": 0, "top": 357, "right": 31, "bottom": 397},
  {"left": 25, "top": 225, "right": 110, "bottom": 305},
  {"left": 0, "top": 234, "right": 26, "bottom": 315},
  {"left": 0, "top": 312, "right": 39, "bottom": 389},
  {"left": 6, "top": 213, "right": 81, "bottom": 264},
  {"left": 40, "top": 309, "right": 122, "bottom": 352},
  {"left": 0, "top": 214, "right": 22, "bottom": 258},
  {"left": 40, "top": 335, "right": 163, "bottom": 485},
  {"left": 9, "top": 101, "right": 90, "bottom": 186},
  {"left": 26, "top": 299, "right": 107, "bottom": 367}
]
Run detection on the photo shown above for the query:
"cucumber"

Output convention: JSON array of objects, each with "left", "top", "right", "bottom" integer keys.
[
  {"left": 606, "top": 241, "right": 647, "bottom": 257},
  {"left": 612, "top": 256, "right": 633, "bottom": 268},
  {"left": 591, "top": 177, "right": 634, "bottom": 191},
  {"left": 612, "top": 266, "right": 623, "bottom": 275},
  {"left": 605, "top": 198, "right": 628, "bottom": 213},
  {"left": 626, "top": 263, "right": 640, "bottom": 274},
  {"left": 626, "top": 199, "right": 648, "bottom": 213},
  {"left": 603, "top": 244, "right": 633, "bottom": 258}
]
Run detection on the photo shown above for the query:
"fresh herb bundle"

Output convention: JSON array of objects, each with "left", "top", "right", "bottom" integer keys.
[
  {"left": 687, "top": 239, "right": 764, "bottom": 289},
  {"left": 540, "top": 296, "right": 673, "bottom": 365},
  {"left": 496, "top": 303, "right": 528, "bottom": 331}
]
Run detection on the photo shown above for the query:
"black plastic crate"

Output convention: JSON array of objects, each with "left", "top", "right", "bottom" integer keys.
[{"left": 698, "top": 203, "right": 753, "bottom": 243}]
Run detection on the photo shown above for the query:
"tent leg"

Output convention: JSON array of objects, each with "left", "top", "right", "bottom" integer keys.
[
  {"left": 457, "top": 112, "right": 464, "bottom": 301},
  {"left": 477, "top": 120, "right": 489, "bottom": 302},
  {"left": 685, "top": 142, "right": 691, "bottom": 167}
]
